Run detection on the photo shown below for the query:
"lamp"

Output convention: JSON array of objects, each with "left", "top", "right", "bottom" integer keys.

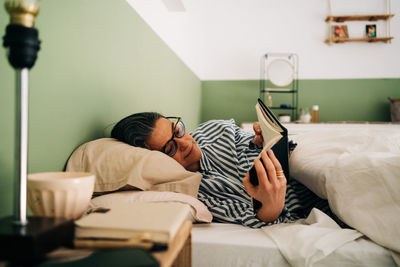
[
  {"left": 4, "top": 0, "right": 40, "bottom": 227},
  {"left": 0, "top": 0, "right": 74, "bottom": 263}
]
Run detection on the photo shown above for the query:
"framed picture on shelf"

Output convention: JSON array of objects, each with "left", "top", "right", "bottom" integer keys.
[
  {"left": 331, "top": 25, "right": 349, "bottom": 38},
  {"left": 366, "top": 24, "right": 377, "bottom": 38}
]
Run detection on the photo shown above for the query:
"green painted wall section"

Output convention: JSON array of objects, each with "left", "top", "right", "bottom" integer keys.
[
  {"left": 0, "top": 0, "right": 201, "bottom": 218},
  {"left": 201, "top": 79, "right": 400, "bottom": 126}
]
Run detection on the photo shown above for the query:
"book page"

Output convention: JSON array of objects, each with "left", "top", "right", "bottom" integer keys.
[
  {"left": 257, "top": 103, "right": 283, "bottom": 133},
  {"left": 255, "top": 103, "right": 283, "bottom": 155}
]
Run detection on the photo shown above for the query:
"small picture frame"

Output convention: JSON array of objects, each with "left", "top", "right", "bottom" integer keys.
[
  {"left": 331, "top": 25, "right": 349, "bottom": 38},
  {"left": 366, "top": 24, "right": 377, "bottom": 38}
]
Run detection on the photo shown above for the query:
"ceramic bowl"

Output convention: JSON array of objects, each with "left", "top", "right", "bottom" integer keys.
[{"left": 27, "top": 172, "right": 95, "bottom": 219}]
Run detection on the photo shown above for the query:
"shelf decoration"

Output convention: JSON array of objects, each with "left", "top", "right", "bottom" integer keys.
[
  {"left": 366, "top": 24, "right": 377, "bottom": 38},
  {"left": 331, "top": 25, "right": 349, "bottom": 39}
]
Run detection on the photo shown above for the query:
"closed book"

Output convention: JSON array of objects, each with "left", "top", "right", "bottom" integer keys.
[{"left": 74, "top": 202, "right": 191, "bottom": 245}]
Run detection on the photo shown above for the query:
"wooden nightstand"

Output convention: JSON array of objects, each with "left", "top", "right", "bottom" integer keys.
[
  {"left": 152, "top": 220, "right": 192, "bottom": 267},
  {"left": 0, "top": 221, "right": 192, "bottom": 267}
]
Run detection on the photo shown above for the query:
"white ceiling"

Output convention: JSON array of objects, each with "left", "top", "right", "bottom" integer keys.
[{"left": 126, "top": 0, "right": 400, "bottom": 80}]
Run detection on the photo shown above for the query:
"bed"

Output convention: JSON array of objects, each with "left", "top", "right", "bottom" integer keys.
[{"left": 66, "top": 122, "right": 400, "bottom": 267}]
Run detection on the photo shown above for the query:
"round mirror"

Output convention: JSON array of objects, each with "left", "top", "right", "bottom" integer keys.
[{"left": 266, "top": 59, "right": 294, "bottom": 87}]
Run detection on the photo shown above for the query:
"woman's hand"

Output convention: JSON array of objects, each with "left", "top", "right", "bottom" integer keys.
[
  {"left": 243, "top": 150, "right": 287, "bottom": 223},
  {"left": 252, "top": 122, "right": 264, "bottom": 147}
]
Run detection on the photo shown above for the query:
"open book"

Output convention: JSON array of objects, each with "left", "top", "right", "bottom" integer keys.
[
  {"left": 74, "top": 202, "right": 191, "bottom": 249},
  {"left": 249, "top": 98, "right": 289, "bottom": 212}
]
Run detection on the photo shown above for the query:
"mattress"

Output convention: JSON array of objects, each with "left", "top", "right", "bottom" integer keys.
[{"left": 192, "top": 222, "right": 396, "bottom": 267}]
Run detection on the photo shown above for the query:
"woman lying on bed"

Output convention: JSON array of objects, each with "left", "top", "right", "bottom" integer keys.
[{"left": 111, "top": 112, "right": 338, "bottom": 228}]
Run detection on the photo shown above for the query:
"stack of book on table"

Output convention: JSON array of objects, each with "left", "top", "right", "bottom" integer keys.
[{"left": 74, "top": 202, "right": 191, "bottom": 251}]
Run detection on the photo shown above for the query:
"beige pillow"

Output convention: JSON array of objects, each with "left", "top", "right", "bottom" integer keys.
[{"left": 66, "top": 138, "right": 202, "bottom": 197}]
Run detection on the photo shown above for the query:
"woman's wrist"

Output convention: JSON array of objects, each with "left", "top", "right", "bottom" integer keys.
[{"left": 256, "top": 202, "right": 284, "bottom": 223}]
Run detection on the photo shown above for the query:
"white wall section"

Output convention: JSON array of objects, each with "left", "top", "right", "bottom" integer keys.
[{"left": 127, "top": 0, "right": 400, "bottom": 80}]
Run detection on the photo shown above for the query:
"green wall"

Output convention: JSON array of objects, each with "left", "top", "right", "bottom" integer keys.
[
  {"left": 0, "top": 0, "right": 201, "bottom": 218},
  {"left": 201, "top": 79, "right": 400, "bottom": 126}
]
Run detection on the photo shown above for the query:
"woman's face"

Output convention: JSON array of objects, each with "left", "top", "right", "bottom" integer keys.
[{"left": 146, "top": 117, "right": 201, "bottom": 172}]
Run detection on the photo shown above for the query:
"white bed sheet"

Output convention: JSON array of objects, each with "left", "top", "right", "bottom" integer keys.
[{"left": 192, "top": 222, "right": 396, "bottom": 267}]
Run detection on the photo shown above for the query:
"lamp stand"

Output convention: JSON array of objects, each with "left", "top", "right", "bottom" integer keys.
[
  {"left": 0, "top": 9, "right": 74, "bottom": 265},
  {"left": 15, "top": 68, "right": 29, "bottom": 226}
]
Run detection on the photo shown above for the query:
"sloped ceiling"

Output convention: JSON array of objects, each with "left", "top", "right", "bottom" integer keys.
[{"left": 126, "top": 0, "right": 400, "bottom": 80}]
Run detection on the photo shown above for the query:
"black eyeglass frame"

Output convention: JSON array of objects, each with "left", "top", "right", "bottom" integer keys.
[{"left": 161, "top": 116, "right": 185, "bottom": 157}]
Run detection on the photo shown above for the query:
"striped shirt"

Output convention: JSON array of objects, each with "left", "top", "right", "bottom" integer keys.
[{"left": 191, "top": 119, "right": 331, "bottom": 228}]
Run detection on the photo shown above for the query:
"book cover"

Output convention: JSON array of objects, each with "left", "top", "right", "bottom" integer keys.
[
  {"left": 74, "top": 202, "right": 191, "bottom": 245},
  {"left": 249, "top": 99, "right": 289, "bottom": 212}
]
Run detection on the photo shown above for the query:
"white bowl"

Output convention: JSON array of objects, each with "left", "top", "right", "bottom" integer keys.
[{"left": 27, "top": 172, "right": 95, "bottom": 219}]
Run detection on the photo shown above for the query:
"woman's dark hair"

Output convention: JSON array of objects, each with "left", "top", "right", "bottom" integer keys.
[{"left": 111, "top": 112, "right": 164, "bottom": 148}]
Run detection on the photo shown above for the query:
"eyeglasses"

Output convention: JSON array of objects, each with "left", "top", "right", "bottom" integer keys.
[{"left": 161, "top": 117, "right": 185, "bottom": 157}]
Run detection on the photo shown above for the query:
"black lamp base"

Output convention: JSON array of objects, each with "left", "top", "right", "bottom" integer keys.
[{"left": 0, "top": 216, "right": 74, "bottom": 264}]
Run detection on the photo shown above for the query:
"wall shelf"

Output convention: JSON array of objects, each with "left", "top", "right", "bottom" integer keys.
[
  {"left": 325, "top": 14, "right": 394, "bottom": 22},
  {"left": 326, "top": 0, "right": 394, "bottom": 45},
  {"left": 262, "top": 89, "right": 298, "bottom": 93},
  {"left": 325, "top": 37, "right": 393, "bottom": 44}
]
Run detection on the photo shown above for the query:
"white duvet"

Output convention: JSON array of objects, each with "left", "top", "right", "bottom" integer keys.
[{"left": 288, "top": 124, "right": 400, "bottom": 254}]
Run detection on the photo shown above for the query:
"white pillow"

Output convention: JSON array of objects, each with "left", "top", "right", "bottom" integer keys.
[
  {"left": 66, "top": 138, "right": 202, "bottom": 197},
  {"left": 90, "top": 191, "right": 213, "bottom": 223}
]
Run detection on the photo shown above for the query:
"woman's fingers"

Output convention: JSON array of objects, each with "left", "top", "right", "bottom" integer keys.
[
  {"left": 244, "top": 150, "right": 287, "bottom": 197},
  {"left": 253, "top": 122, "right": 261, "bottom": 134},
  {"left": 267, "top": 150, "right": 286, "bottom": 184},
  {"left": 252, "top": 122, "right": 264, "bottom": 147},
  {"left": 260, "top": 151, "right": 278, "bottom": 185},
  {"left": 254, "top": 155, "right": 269, "bottom": 187},
  {"left": 267, "top": 150, "right": 282, "bottom": 170}
]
